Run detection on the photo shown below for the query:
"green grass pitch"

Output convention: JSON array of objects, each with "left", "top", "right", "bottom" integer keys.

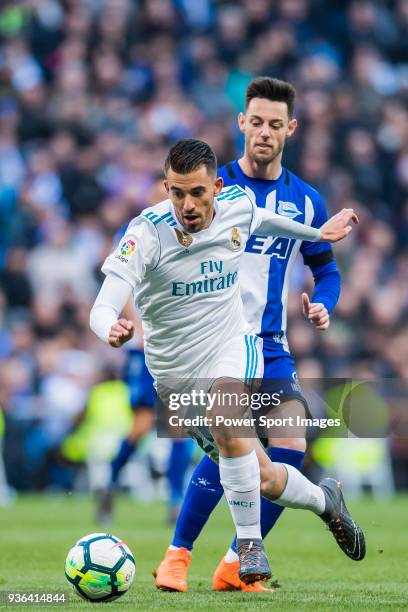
[{"left": 0, "top": 493, "right": 407, "bottom": 610}]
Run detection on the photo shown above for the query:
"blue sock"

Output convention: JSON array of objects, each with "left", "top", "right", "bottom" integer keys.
[
  {"left": 172, "top": 454, "right": 223, "bottom": 550},
  {"left": 167, "top": 439, "right": 195, "bottom": 508},
  {"left": 110, "top": 438, "right": 136, "bottom": 485},
  {"left": 230, "top": 446, "right": 305, "bottom": 553}
]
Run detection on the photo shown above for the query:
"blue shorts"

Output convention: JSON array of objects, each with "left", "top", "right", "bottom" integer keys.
[
  {"left": 123, "top": 349, "right": 156, "bottom": 410},
  {"left": 261, "top": 351, "right": 307, "bottom": 411}
]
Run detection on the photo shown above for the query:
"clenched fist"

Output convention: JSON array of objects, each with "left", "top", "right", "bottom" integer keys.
[{"left": 108, "top": 318, "right": 135, "bottom": 348}]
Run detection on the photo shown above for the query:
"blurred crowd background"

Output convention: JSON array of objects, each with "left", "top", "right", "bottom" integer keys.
[{"left": 0, "top": 0, "right": 407, "bottom": 498}]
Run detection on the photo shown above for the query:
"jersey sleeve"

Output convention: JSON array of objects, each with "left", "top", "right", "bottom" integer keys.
[
  {"left": 250, "top": 205, "right": 321, "bottom": 242},
  {"left": 300, "top": 193, "right": 333, "bottom": 264},
  {"left": 90, "top": 274, "right": 134, "bottom": 342},
  {"left": 300, "top": 192, "right": 341, "bottom": 313},
  {"left": 102, "top": 217, "right": 160, "bottom": 287}
]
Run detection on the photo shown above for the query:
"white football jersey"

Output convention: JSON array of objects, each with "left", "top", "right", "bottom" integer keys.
[
  {"left": 101, "top": 195, "right": 320, "bottom": 380},
  {"left": 102, "top": 196, "right": 256, "bottom": 378}
]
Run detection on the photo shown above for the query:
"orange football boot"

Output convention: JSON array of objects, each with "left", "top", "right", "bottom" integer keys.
[
  {"left": 212, "top": 558, "right": 275, "bottom": 592},
  {"left": 154, "top": 547, "right": 191, "bottom": 592}
]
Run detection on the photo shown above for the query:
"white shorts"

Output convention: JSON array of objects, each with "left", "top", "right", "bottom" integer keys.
[
  {"left": 154, "top": 332, "right": 263, "bottom": 392},
  {"left": 201, "top": 333, "right": 264, "bottom": 383},
  {"left": 155, "top": 333, "right": 263, "bottom": 461}
]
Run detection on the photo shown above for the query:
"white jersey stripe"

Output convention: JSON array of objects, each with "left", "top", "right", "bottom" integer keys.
[{"left": 280, "top": 194, "right": 315, "bottom": 334}]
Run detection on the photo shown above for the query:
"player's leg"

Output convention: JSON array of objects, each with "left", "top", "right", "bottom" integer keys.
[
  {"left": 207, "top": 334, "right": 271, "bottom": 584},
  {"left": 167, "top": 438, "right": 195, "bottom": 523},
  {"left": 161, "top": 374, "right": 268, "bottom": 585},
  {"left": 171, "top": 454, "right": 223, "bottom": 549},
  {"left": 203, "top": 335, "right": 271, "bottom": 584},
  {"left": 158, "top": 430, "right": 264, "bottom": 591},
  {"left": 156, "top": 333, "right": 269, "bottom": 590},
  {"left": 221, "top": 356, "right": 307, "bottom": 570},
  {"left": 252, "top": 437, "right": 365, "bottom": 561},
  {"left": 216, "top": 423, "right": 365, "bottom": 569},
  {"left": 96, "top": 408, "right": 154, "bottom": 523},
  {"left": 217, "top": 354, "right": 306, "bottom": 590},
  {"left": 112, "top": 409, "right": 154, "bottom": 483},
  {"left": 157, "top": 357, "right": 304, "bottom": 591},
  {"left": 251, "top": 357, "right": 364, "bottom": 561},
  {"left": 203, "top": 333, "right": 364, "bottom": 566},
  {"left": 215, "top": 430, "right": 305, "bottom": 589},
  {"left": 97, "top": 349, "right": 156, "bottom": 523},
  {"left": 156, "top": 448, "right": 274, "bottom": 593},
  {"left": 155, "top": 453, "right": 224, "bottom": 592}
]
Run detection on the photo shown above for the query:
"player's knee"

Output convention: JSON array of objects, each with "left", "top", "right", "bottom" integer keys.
[{"left": 212, "top": 433, "right": 250, "bottom": 458}]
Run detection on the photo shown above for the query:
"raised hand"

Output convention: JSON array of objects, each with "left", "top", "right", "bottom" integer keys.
[{"left": 320, "top": 208, "right": 359, "bottom": 242}]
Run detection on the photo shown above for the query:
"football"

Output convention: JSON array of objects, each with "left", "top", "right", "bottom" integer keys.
[{"left": 64, "top": 533, "right": 135, "bottom": 602}]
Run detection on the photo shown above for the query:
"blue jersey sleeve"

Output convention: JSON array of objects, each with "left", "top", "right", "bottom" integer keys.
[
  {"left": 300, "top": 192, "right": 331, "bottom": 261},
  {"left": 300, "top": 193, "right": 341, "bottom": 314},
  {"left": 310, "top": 265, "right": 341, "bottom": 314}
]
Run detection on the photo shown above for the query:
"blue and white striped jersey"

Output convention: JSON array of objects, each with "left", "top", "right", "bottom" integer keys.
[{"left": 218, "top": 160, "right": 337, "bottom": 352}]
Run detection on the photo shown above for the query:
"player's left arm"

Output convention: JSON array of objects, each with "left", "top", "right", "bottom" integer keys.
[
  {"left": 252, "top": 205, "right": 358, "bottom": 243},
  {"left": 300, "top": 193, "right": 342, "bottom": 330}
]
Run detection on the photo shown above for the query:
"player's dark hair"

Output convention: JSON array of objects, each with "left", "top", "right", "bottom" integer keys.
[
  {"left": 245, "top": 77, "right": 296, "bottom": 117},
  {"left": 164, "top": 139, "right": 217, "bottom": 175}
]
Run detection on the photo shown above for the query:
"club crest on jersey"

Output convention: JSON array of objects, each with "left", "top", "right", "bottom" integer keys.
[
  {"left": 230, "top": 227, "right": 241, "bottom": 251},
  {"left": 277, "top": 200, "right": 301, "bottom": 219},
  {"left": 115, "top": 239, "right": 136, "bottom": 263},
  {"left": 174, "top": 228, "right": 193, "bottom": 248}
]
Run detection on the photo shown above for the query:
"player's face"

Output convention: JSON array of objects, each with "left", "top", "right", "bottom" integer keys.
[
  {"left": 164, "top": 165, "right": 223, "bottom": 233},
  {"left": 238, "top": 98, "right": 297, "bottom": 165}
]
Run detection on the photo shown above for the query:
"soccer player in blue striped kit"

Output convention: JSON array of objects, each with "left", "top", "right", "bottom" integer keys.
[{"left": 155, "top": 77, "right": 359, "bottom": 592}]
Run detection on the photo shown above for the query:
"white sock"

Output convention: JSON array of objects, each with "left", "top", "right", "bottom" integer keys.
[
  {"left": 274, "top": 463, "right": 325, "bottom": 514},
  {"left": 168, "top": 545, "right": 179, "bottom": 550},
  {"left": 219, "top": 450, "right": 261, "bottom": 540},
  {"left": 225, "top": 547, "right": 239, "bottom": 563}
]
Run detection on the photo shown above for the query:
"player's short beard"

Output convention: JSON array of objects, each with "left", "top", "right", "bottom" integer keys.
[{"left": 250, "top": 138, "right": 285, "bottom": 165}]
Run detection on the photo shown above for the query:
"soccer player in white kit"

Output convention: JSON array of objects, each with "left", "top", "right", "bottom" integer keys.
[{"left": 90, "top": 139, "right": 364, "bottom": 584}]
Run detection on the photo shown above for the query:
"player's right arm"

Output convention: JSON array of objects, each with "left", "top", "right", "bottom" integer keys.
[
  {"left": 90, "top": 274, "right": 135, "bottom": 347},
  {"left": 90, "top": 217, "right": 159, "bottom": 348}
]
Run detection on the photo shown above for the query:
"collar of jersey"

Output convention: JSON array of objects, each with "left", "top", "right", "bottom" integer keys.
[
  {"left": 169, "top": 199, "right": 220, "bottom": 239},
  {"left": 234, "top": 160, "right": 285, "bottom": 191}
]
